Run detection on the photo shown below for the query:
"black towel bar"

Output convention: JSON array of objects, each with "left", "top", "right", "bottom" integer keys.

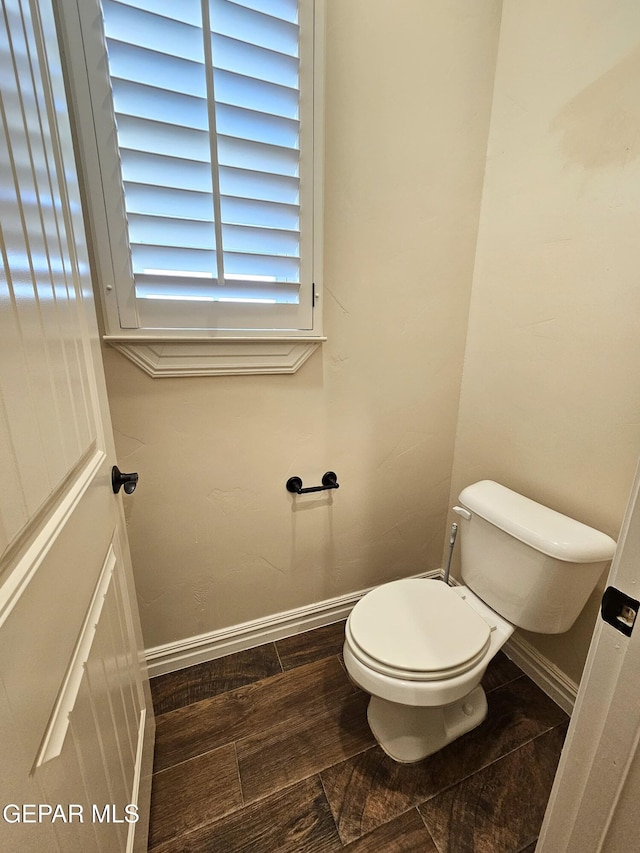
[{"left": 286, "top": 471, "right": 339, "bottom": 494}]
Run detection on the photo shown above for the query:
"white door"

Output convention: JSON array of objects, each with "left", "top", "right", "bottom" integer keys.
[
  {"left": 537, "top": 460, "right": 640, "bottom": 851},
  {"left": 0, "top": 1, "right": 154, "bottom": 852}
]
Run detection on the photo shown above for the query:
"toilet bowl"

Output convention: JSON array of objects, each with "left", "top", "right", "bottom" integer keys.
[
  {"left": 343, "top": 480, "right": 617, "bottom": 763},
  {"left": 343, "top": 578, "right": 514, "bottom": 762}
]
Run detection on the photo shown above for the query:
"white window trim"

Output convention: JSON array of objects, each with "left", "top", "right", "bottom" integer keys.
[{"left": 55, "top": 0, "right": 325, "bottom": 377}]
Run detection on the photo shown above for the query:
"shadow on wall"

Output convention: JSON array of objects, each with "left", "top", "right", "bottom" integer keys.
[{"left": 552, "top": 44, "right": 640, "bottom": 170}]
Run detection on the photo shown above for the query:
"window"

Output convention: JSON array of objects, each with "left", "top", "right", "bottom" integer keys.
[{"left": 57, "top": 0, "right": 324, "bottom": 375}]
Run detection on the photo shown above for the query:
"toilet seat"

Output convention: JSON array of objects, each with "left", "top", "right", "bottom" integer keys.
[{"left": 347, "top": 579, "right": 492, "bottom": 682}]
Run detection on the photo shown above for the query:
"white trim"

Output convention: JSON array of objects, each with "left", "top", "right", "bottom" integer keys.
[
  {"left": 106, "top": 337, "right": 324, "bottom": 376},
  {"left": 35, "top": 545, "right": 116, "bottom": 767},
  {"left": 126, "top": 707, "right": 146, "bottom": 853},
  {"left": 504, "top": 632, "right": 578, "bottom": 715},
  {"left": 200, "top": 0, "right": 225, "bottom": 290},
  {"left": 0, "top": 448, "right": 106, "bottom": 630},
  {"left": 311, "top": 0, "right": 326, "bottom": 324},
  {"left": 145, "top": 569, "right": 440, "bottom": 676}
]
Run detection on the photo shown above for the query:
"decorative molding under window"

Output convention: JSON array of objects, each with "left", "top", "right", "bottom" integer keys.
[{"left": 105, "top": 336, "right": 325, "bottom": 377}]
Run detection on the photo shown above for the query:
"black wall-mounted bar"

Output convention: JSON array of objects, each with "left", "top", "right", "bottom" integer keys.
[{"left": 286, "top": 471, "right": 339, "bottom": 495}]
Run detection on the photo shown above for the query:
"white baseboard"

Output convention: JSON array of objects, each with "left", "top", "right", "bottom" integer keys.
[
  {"left": 145, "top": 571, "right": 580, "bottom": 715},
  {"left": 504, "top": 633, "right": 578, "bottom": 715},
  {"left": 145, "top": 570, "right": 439, "bottom": 677}
]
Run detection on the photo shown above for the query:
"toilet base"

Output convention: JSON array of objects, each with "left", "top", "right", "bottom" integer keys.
[{"left": 366, "top": 684, "right": 488, "bottom": 763}]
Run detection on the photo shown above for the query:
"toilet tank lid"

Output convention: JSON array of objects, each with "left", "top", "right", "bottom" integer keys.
[{"left": 458, "top": 480, "right": 617, "bottom": 563}]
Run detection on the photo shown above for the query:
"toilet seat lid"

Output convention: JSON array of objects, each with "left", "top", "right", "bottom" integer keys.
[{"left": 348, "top": 579, "right": 491, "bottom": 675}]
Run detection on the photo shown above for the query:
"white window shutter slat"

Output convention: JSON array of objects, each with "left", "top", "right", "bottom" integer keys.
[
  {"left": 120, "top": 150, "right": 213, "bottom": 191},
  {"left": 128, "top": 215, "right": 217, "bottom": 251},
  {"left": 217, "top": 136, "right": 298, "bottom": 176},
  {"left": 212, "top": 0, "right": 299, "bottom": 55},
  {"left": 106, "top": 41, "right": 206, "bottom": 96},
  {"left": 218, "top": 166, "right": 298, "bottom": 204},
  {"left": 223, "top": 252, "right": 298, "bottom": 279},
  {"left": 103, "top": 1, "right": 202, "bottom": 59},
  {"left": 221, "top": 196, "right": 298, "bottom": 230},
  {"left": 221, "top": 223, "right": 298, "bottom": 256},
  {"left": 212, "top": 35, "right": 298, "bottom": 88},
  {"left": 213, "top": 69, "right": 298, "bottom": 118},
  {"left": 111, "top": 0, "right": 203, "bottom": 28},
  {"left": 216, "top": 103, "right": 299, "bottom": 147},
  {"left": 124, "top": 183, "right": 213, "bottom": 220},
  {"left": 117, "top": 116, "right": 211, "bottom": 161},
  {"left": 131, "top": 244, "right": 218, "bottom": 275},
  {"left": 233, "top": 0, "right": 298, "bottom": 25},
  {"left": 112, "top": 80, "right": 209, "bottom": 130}
]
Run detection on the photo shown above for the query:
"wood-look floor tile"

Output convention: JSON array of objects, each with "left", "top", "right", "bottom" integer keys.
[
  {"left": 150, "top": 643, "right": 282, "bottom": 715},
  {"left": 481, "top": 651, "right": 523, "bottom": 694},
  {"left": 237, "top": 690, "right": 375, "bottom": 804},
  {"left": 342, "top": 808, "right": 437, "bottom": 852},
  {"left": 153, "top": 655, "right": 355, "bottom": 772},
  {"left": 418, "top": 725, "right": 567, "bottom": 852},
  {"left": 276, "top": 622, "right": 347, "bottom": 671},
  {"left": 150, "top": 776, "right": 342, "bottom": 853},
  {"left": 148, "top": 743, "right": 242, "bottom": 850},
  {"left": 321, "top": 677, "right": 567, "bottom": 845}
]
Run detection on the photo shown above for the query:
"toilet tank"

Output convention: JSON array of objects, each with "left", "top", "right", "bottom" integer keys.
[{"left": 455, "top": 481, "right": 617, "bottom": 634}]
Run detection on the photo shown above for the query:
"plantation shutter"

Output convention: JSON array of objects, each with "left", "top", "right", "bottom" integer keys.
[{"left": 101, "top": 0, "right": 313, "bottom": 331}]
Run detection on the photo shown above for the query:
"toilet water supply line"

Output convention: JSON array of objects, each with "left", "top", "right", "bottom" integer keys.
[{"left": 443, "top": 522, "right": 458, "bottom": 586}]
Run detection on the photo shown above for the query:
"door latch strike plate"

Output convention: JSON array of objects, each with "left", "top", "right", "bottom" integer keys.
[{"left": 601, "top": 586, "right": 639, "bottom": 637}]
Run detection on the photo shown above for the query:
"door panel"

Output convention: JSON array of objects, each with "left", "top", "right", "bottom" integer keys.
[
  {"left": 538, "top": 462, "right": 640, "bottom": 851},
  {"left": 0, "top": 475, "right": 115, "bottom": 760},
  {"left": 0, "top": 676, "right": 52, "bottom": 853},
  {"left": 0, "top": 0, "right": 97, "bottom": 540},
  {"left": 0, "top": 1, "right": 154, "bottom": 850},
  {"left": 37, "top": 723, "right": 107, "bottom": 853}
]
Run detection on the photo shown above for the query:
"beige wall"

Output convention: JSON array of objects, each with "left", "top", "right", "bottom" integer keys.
[
  {"left": 448, "top": 0, "right": 640, "bottom": 682},
  {"left": 103, "top": 0, "right": 502, "bottom": 649}
]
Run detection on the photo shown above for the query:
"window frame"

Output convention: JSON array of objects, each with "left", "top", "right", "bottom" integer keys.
[{"left": 55, "top": 0, "right": 325, "bottom": 376}]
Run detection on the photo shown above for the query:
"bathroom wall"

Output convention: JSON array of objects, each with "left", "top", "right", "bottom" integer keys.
[
  {"left": 102, "top": 0, "right": 503, "bottom": 649},
  {"left": 448, "top": 0, "right": 640, "bottom": 683}
]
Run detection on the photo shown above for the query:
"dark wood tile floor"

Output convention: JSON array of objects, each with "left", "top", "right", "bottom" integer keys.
[{"left": 147, "top": 621, "right": 568, "bottom": 852}]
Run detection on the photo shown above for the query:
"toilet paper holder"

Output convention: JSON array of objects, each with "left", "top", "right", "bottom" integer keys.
[{"left": 286, "top": 471, "right": 339, "bottom": 494}]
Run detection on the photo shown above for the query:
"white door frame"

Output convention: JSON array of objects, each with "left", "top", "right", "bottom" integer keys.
[{"left": 538, "top": 460, "right": 640, "bottom": 851}]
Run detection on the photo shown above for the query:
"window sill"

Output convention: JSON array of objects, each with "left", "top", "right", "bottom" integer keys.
[{"left": 104, "top": 336, "right": 325, "bottom": 377}]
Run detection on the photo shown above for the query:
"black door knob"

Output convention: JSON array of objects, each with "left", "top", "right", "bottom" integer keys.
[{"left": 112, "top": 465, "right": 139, "bottom": 495}]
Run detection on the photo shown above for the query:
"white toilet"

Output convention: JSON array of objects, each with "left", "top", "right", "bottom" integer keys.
[{"left": 343, "top": 480, "right": 617, "bottom": 763}]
